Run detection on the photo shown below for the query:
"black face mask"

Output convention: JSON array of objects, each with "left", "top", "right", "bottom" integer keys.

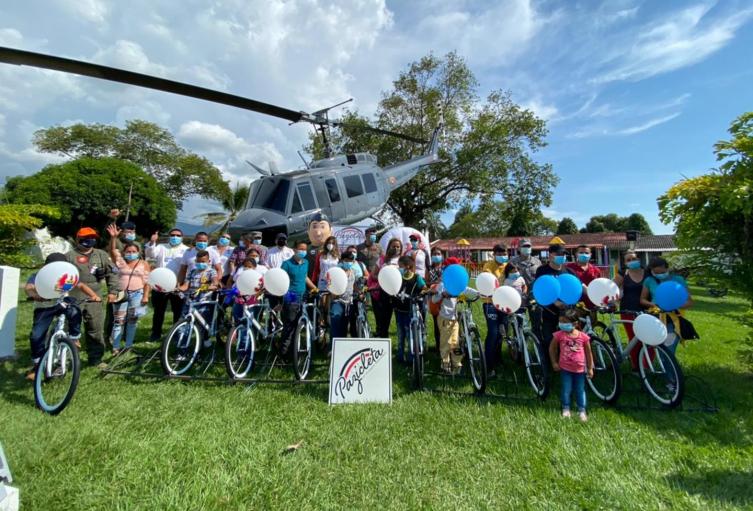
[
  {"left": 277, "top": 239, "right": 286, "bottom": 247},
  {"left": 78, "top": 238, "right": 96, "bottom": 249}
]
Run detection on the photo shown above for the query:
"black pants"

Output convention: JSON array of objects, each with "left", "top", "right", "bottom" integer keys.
[
  {"left": 431, "top": 313, "right": 440, "bottom": 352},
  {"left": 348, "top": 300, "right": 359, "bottom": 338},
  {"left": 373, "top": 295, "right": 393, "bottom": 339},
  {"left": 539, "top": 309, "right": 559, "bottom": 374},
  {"left": 279, "top": 302, "right": 301, "bottom": 360},
  {"left": 151, "top": 291, "right": 184, "bottom": 340}
]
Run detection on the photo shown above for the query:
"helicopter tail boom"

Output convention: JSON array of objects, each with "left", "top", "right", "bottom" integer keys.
[{"left": 383, "top": 125, "right": 441, "bottom": 190}]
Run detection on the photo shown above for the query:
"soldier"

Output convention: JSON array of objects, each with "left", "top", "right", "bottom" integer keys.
[
  {"left": 65, "top": 227, "right": 118, "bottom": 367},
  {"left": 356, "top": 226, "right": 383, "bottom": 274},
  {"left": 248, "top": 230, "right": 268, "bottom": 264}
]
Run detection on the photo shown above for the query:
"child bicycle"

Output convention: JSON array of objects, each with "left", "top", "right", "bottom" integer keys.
[
  {"left": 292, "top": 290, "right": 330, "bottom": 380},
  {"left": 573, "top": 304, "right": 622, "bottom": 405},
  {"left": 397, "top": 293, "right": 427, "bottom": 390},
  {"left": 160, "top": 289, "right": 232, "bottom": 376},
  {"left": 503, "top": 303, "right": 549, "bottom": 399},
  {"left": 353, "top": 289, "right": 371, "bottom": 339},
  {"left": 456, "top": 294, "right": 487, "bottom": 394},
  {"left": 225, "top": 297, "right": 284, "bottom": 379}
]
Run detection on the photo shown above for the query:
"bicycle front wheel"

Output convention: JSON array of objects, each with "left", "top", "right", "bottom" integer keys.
[
  {"left": 586, "top": 337, "right": 622, "bottom": 405},
  {"left": 639, "top": 344, "right": 684, "bottom": 408},
  {"left": 293, "top": 319, "right": 312, "bottom": 380},
  {"left": 411, "top": 322, "right": 424, "bottom": 391},
  {"left": 35, "top": 337, "right": 80, "bottom": 415},
  {"left": 357, "top": 306, "right": 371, "bottom": 339},
  {"left": 225, "top": 324, "right": 256, "bottom": 379},
  {"left": 523, "top": 331, "right": 549, "bottom": 400},
  {"left": 161, "top": 319, "right": 201, "bottom": 376},
  {"left": 467, "top": 326, "right": 487, "bottom": 394}
]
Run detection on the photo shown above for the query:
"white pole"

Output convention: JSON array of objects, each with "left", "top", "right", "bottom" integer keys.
[{"left": 0, "top": 266, "right": 20, "bottom": 361}]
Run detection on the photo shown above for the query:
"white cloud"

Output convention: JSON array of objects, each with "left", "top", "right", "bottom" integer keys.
[
  {"left": 521, "top": 98, "right": 559, "bottom": 121},
  {"left": 614, "top": 112, "right": 681, "bottom": 135},
  {"left": 54, "top": 0, "right": 110, "bottom": 24},
  {"left": 567, "top": 111, "right": 680, "bottom": 139}
]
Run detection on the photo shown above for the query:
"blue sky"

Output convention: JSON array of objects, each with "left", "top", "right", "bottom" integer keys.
[{"left": 1, "top": 0, "right": 751, "bottom": 234}]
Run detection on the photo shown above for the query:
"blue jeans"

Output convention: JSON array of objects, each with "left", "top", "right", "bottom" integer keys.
[
  {"left": 560, "top": 370, "right": 586, "bottom": 412},
  {"left": 665, "top": 320, "right": 680, "bottom": 354},
  {"left": 112, "top": 290, "right": 143, "bottom": 350},
  {"left": 395, "top": 310, "right": 412, "bottom": 362},
  {"left": 483, "top": 303, "right": 502, "bottom": 370},
  {"left": 330, "top": 301, "right": 348, "bottom": 339}
]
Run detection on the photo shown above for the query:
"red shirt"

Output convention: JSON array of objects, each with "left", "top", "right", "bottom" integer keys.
[{"left": 566, "top": 262, "right": 602, "bottom": 307}]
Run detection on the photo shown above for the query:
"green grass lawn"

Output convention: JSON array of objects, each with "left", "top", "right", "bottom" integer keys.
[{"left": 1, "top": 285, "right": 752, "bottom": 510}]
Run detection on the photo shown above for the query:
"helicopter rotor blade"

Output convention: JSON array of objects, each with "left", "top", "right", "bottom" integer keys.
[
  {"left": 331, "top": 121, "right": 427, "bottom": 144},
  {"left": 0, "top": 46, "right": 305, "bottom": 123}
]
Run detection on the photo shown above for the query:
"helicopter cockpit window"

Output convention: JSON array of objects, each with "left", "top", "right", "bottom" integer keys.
[
  {"left": 297, "top": 182, "right": 317, "bottom": 210},
  {"left": 362, "top": 173, "right": 377, "bottom": 193},
  {"left": 251, "top": 178, "right": 291, "bottom": 213},
  {"left": 290, "top": 191, "right": 303, "bottom": 214},
  {"left": 325, "top": 178, "right": 341, "bottom": 202},
  {"left": 343, "top": 175, "right": 364, "bottom": 198}
]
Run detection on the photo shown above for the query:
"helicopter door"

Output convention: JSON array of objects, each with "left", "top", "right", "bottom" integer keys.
[
  {"left": 289, "top": 181, "right": 319, "bottom": 234},
  {"left": 323, "top": 177, "right": 345, "bottom": 221}
]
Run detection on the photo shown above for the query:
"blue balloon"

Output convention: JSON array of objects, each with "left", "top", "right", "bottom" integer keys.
[
  {"left": 442, "top": 264, "right": 469, "bottom": 296},
  {"left": 557, "top": 273, "right": 583, "bottom": 305},
  {"left": 532, "top": 275, "right": 561, "bottom": 306},
  {"left": 654, "top": 281, "right": 688, "bottom": 311}
]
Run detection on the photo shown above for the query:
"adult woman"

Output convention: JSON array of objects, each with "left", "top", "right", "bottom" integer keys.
[
  {"left": 613, "top": 250, "right": 646, "bottom": 370},
  {"left": 107, "top": 224, "right": 150, "bottom": 355},
  {"left": 427, "top": 248, "right": 444, "bottom": 352},
  {"left": 371, "top": 238, "right": 403, "bottom": 338},
  {"left": 209, "top": 232, "right": 233, "bottom": 285}
]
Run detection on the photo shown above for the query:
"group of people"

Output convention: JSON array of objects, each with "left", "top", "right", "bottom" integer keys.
[{"left": 25, "top": 219, "right": 694, "bottom": 422}]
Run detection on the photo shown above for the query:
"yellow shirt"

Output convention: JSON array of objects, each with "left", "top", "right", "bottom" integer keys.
[{"left": 481, "top": 260, "right": 506, "bottom": 303}]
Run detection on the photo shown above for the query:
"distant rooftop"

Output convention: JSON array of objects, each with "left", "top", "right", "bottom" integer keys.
[{"left": 432, "top": 233, "right": 676, "bottom": 252}]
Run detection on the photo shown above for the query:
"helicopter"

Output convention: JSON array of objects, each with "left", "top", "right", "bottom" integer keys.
[{"left": 0, "top": 46, "right": 441, "bottom": 243}]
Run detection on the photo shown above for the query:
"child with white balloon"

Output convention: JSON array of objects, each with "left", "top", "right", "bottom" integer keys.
[
  {"left": 393, "top": 256, "right": 426, "bottom": 364},
  {"left": 24, "top": 254, "right": 100, "bottom": 381},
  {"left": 229, "top": 249, "right": 267, "bottom": 323},
  {"left": 503, "top": 262, "right": 527, "bottom": 297},
  {"left": 328, "top": 251, "right": 357, "bottom": 339},
  {"left": 548, "top": 310, "right": 594, "bottom": 422},
  {"left": 432, "top": 276, "right": 478, "bottom": 375}
]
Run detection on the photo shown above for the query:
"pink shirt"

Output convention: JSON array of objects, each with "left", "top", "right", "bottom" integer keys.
[
  {"left": 114, "top": 256, "right": 150, "bottom": 291},
  {"left": 553, "top": 330, "right": 590, "bottom": 373}
]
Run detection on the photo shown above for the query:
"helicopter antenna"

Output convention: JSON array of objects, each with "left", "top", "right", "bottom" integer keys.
[{"left": 297, "top": 150, "right": 311, "bottom": 169}]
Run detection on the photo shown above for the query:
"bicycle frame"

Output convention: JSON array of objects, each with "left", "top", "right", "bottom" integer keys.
[
  {"left": 581, "top": 311, "right": 643, "bottom": 363},
  {"left": 45, "top": 314, "right": 69, "bottom": 378},
  {"left": 178, "top": 296, "right": 221, "bottom": 348},
  {"left": 408, "top": 300, "right": 425, "bottom": 356}
]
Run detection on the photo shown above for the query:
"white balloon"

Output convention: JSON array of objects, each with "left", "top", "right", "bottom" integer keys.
[
  {"left": 35, "top": 261, "right": 80, "bottom": 299},
  {"left": 587, "top": 278, "right": 621, "bottom": 307},
  {"left": 476, "top": 272, "right": 499, "bottom": 297},
  {"left": 633, "top": 314, "right": 668, "bottom": 346},
  {"left": 236, "top": 269, "right": 263, "bottom": 296},
  {"left": 147, "top": 267, "right": 177, "bottom": 293},
  {"left": 378, "top": 265, "right": 403, "bottom": 296},
  {"left": 326, "top": 267, "right": 349, "bottom": 295},
  {"left": 492, "top": 286, "right": 522, "bottom": 314},
  {"left": 263, "top": 268, "right": 289, "bottom": 296}
]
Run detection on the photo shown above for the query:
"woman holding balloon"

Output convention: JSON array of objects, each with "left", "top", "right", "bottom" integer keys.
[
  {"left": 372, "top": 238, "right": 404, "bottom": 339},
  {"left": 614, "top": 250, "right": 647, "bottom": 369}
]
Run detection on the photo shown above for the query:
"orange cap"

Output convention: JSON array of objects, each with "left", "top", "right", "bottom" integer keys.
[{"left": 76, "top": 227, "right": 99, "bottom": 238}]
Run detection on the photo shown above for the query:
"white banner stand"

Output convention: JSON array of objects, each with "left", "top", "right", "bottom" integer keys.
[
  {"left": 328, "top": 337, "right": 392, "bottom": 405},
  {"left": 0, "top": 443, "right": 19, "bottom": 511},
  {"left": 0, "top": 266, "right": 20, "bottom": 361}
]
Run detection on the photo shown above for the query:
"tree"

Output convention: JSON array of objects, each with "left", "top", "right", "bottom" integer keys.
[
  {"left": 659, "top": 112, "right": 753, "bottom": 304},
  {"left": 623, "top": 213, "right": 653, "bottom": 235},
  {"left": 5, "top": 157, "right": 176, "bottom": 238},
  {"left": 0, "top": 204, "right": 60, "bottom": 267},
  {"left": 582, "top": 213, "right": 653, "bottom": 234},
  {"left": 557, "top": 217, "right": 579, "bottom": 234},
  {"left": 195, "top": 182, "right": 250, "bottom": 233},
  {"left": 33, "top": 120, "right": 230, "bottom": 207},
  {"left": 305, "top": 52, "right": 557, "bottom": 228}
]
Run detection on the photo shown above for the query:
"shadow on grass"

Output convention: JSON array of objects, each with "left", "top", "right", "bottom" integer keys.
[
  {"left": 0, "top": 362, "right": 34, "bottom": 409},
  {"left": 667, "top": 469, "right": 753, "bottom": 507}
]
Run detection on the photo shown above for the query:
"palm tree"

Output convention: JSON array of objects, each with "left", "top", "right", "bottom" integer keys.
[{"left": 195, "top": 182, "right": 250, "bottom": 234}]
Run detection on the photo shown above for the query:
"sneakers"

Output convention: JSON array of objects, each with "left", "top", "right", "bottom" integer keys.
[
  {"left": 578, "top": 411, "right": 588, "bottom": 422},
  {"left": 561, "top": 409, "right": 571, "bottom": 418},
  {"left": 25, "top": 367, "right": 37, "bottom": 382}
]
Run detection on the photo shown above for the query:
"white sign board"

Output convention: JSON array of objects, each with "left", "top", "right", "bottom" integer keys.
[
  {"left": 0, "top": 267, "right": 20, "bottom": 360},
  {"left": 328, "top": 338, "right": 392, "bottom": 405},
  {"left": 332, "top": 226, "right": 367, "bottom": 250}
]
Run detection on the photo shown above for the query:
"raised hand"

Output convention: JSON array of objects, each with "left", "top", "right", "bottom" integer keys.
[{"left": 106, "top": 223, "right": 121, "bottom": 238}]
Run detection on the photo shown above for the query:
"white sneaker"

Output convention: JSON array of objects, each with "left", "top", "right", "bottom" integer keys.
[
  {"left": 562, "top": 410, "right": 571, "bottom": 418},
  {"left": 578, "top": 411, "right": 588, "bottom": 422}
]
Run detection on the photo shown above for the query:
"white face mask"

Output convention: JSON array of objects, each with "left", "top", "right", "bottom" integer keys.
[{"left": 326, "top": 243, "right": 334, "bottom": 251}]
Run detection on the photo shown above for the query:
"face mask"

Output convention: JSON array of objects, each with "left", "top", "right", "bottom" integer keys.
[
  {"left": 219, "top": 237, "right": 230, "bottom": 247},
  {"left": 79, "top": 238, "right": 96, "bottom": 249},
  {"left": 431, "top": 255, "right": 442, "bottom": 264},
  {"left": 495, "top": 255, "right": 508, "bottom": 264},
  {"left": 508, "top": 272, "right": 521, "bottom": 280},
  {"left": 169, "top": 236, "right": 182, "bottom": 246},
  {"left": 195, "top": 262, "right": 208, "bottom": 271},
  {"left": 411, "top": 241, "right": 418, "bottom": 249},
  {"left": 577, "top": 253, "right": 590, "bottom": 264},
  {"left": 124, "top": 253, "right": 139, "bottom": 262},
  {"left": 653, "top": 272, "right": 669, "bottom": 280},
  {"left": 388, "top": 246, "right": 399, "bottom": 255},
  {"left": 626, "top": 260, "right": 641, "bottom": 270},
  {"left": 276, "top": 239, "right": 286, "bottom": 247},
  {"left": 369, "top": 234, "right": 377, "bottom": 243},
  {"left": 195, "top": 241, "right": 208, "bottom": 250},
  {"left": 124, "top": 233, "right": 136, "bottom": 242},
  {"left": 296, "top": 250, "right": 307, "bottom": 259},
  {"left": 553, "top": 255, "right": 566, "bottom": 265},
  {"left": 251, "top": 256, "right": 260, "bottom": 264},
  {"left": 341, "top": 262, "right": 353, "bottom": 270},
  {"left": 520, "top": 247, "right": 532, "bottom": 256},
  {"left": 399, "top": 268, "right": 406, "bottom": 276},
  {"left": 326, "top": 243, "right": 334, "bottom": 251},
  {"left": 253, "top": 238, "right": 262, "bottom": 245},
  {"left": 559, "top": 322, "right": 574, "bottom": 332},
  {"left": 239, "top": 240, "right": 246, "bottom": 249}
]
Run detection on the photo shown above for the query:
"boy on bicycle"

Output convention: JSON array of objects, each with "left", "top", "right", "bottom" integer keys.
[
  {"left": 177, "top": 250, "right": 219, "bottom": 347},
  {"left": 431, "top": 277, "right": 479, "bottom": 375},
  {"left": 25, "top": 253, "right": 101, "bottom": 381},
  {"left": 393, "top": 256, "right": 426, "bottom": 364},
  {"left": 279, "top": 241, "right": 317, "bottom": 360}
]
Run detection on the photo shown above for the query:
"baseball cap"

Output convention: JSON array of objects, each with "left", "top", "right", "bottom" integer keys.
[
  {"left": 250, "top": 231, "right": 263, "bottom": 238},
  {"left": 76, "top": 227, "right": 98, "bottom": 238},
  {"left": 121, "top": 221, "right": 136, "bottom": 230},
  {"left": 409, "top": 233, "right": 420, "bottom": 240},
  {"left": 519, "top": 238, "right": 532, "bottom": 247},
  {"left": 549, "top": 243, "right": 566, "bottom": 254}
]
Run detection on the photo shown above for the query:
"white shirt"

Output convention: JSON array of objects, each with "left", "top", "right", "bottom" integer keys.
[
  {"left": 209, "top": 245, "right": 233, "bottom": 276},
  {"left": 145, "top": 242, "right": 189, "bottom": 275},
  {"left": 265, "top": 246, "right": 294, "bottom": 269},
  {"left": 407, "top": 248, "right": 427, "bottom": 277},
  {"left": 181, "top": 247, "right": 221, "bottom": 275}
]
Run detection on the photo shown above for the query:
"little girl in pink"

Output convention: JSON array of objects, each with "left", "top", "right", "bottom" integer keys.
[{"left": 548, "top": 310, "right": 594, "bottom": 421}]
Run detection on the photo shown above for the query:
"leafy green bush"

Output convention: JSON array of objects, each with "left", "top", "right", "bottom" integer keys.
[{"left": 0, "top": 204, "right": 60, "bottom": 267}]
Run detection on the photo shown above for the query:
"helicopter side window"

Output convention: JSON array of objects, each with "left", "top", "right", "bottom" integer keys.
[
  {"left": 297, "top": 182, "right": 317, "bottom": 210},
  {"left": 362, "top": 173, "right": 377, "bottom": 193},
  {"left": 290, "top": 191, "right": 303, "bottom": 214},
  {"left": 325, "top": 178, "right": 341, "bottom": 202},
  {"left": 343, "top": 175, "right": 364, "bottom": 198},
  {"left": 251, "top": 178, "right": 291, "bottom": 213}
]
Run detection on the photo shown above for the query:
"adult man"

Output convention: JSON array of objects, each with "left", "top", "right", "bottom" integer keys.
[
  {"left": 145, "top": 228, "right": 189, "bottom": 341},
  {"left": 510, "top": 238, "right": 541, "bottom": 288},
  {"left": 534, "top": 243, "right": 576, "bottom": 372},
  {"left": 113, "top": 221, "right": 142, "bottom": 252},
  {"left": 405, "top": 233, "right": 429, "bottom": 281},
  {"left": 279, "top": 241, "right": 317, "bottom": 360},
  {"left": 356, "top": 226, "right": 383, "bottom": 274},
  {"left": 565, "top": 244, "right": 602, "bottom": 308},
  {"left": 177, "top": 232, "right": 222, "bottom": 284},
  {"left": 248, "top": 230, "right": 268, "bottom": 264},
  {"left": 65, "top": 227, "right": 118, "bottom": 367},
  {"left": 481, "top": 243, "right": 509, "bottom": 376},
  {"left": 265, "top": 233, "right": 294, "bottom": 269}
]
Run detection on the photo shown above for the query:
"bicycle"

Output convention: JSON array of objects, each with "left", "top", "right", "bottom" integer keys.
[
  {"left": 503, "top": 305, "right": 549, "bottom": 399},
  {"left": 456, "top": 295, "right": 487, "bottom": 394},
  {"left": 574, "top": 305, "right": 622, "bottom": 405},
  {"left": 34, "top": 295, "right": 90, "bottom": 415},
  {"left": 354, "top": 290, "right": 371, "bottom": 339},
  {"left": 292, "top": 291, "right": 330, "bottom": 380},
  {"left": 225, "top": 297, "right": 284, "bottom": 379},
  {"left": 397, "top": 293, "right": 427, "bottom": 390},
  {"left": 586, "top": 307, "right": 684, "bottom": 408},
  {"left": 161, "top": 289, "right": 231, "bottom": 376}
]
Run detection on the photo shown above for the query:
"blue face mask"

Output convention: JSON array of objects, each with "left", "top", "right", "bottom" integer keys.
[
  {"left": 399, "top": 268, "right": 406, "bottom": 276},
  {"left": 411, "top": 241, "right": 418, "bottom": 250},
  {"left": 653, "top": 272, "right": 669, "bottom": 280},
  {"left": 577, "top": 253, "right": 590, "bottom": 263},
  {"left": 219, "top": 237, "right": 230, "bottom": 247},
  {"left": 554, "top": 255, "right": 566, "bottom": 265},
  {"left": 369, "top": 234, "right": 377, "bottom": 243},
  {"left": 124, "top": 253, "right": 139, "bottom": 261},
  {"left": 626, "top": 260, "right": 641, "bottom": 270},
  {"left": 296, "top": 250, "right": 307, "bottom": 259},
  {"left": 239, "top": 240, "right": 246, "bottom": 249},
  {"left": 169, "top": 236, "right": 182, "bottom": 246},
  {"left": 195, "top": 262, "right": 208, "bottom": 271},
  {"left": 195, "top": 241, "right": 208, "bottom": 250},
  {"left": 124, "top": 233, "right": 136, "bottom": 242},
  {"left": 495, "top": 255, "right": 509, "bottom": 264},
  {"left": 341, "top": 262, "right": 353, "bottom": 270},
  {"left": 431, "top": 255, "right": 442, "bottom": 264},
  {"left": 559, "top": 322, "right": 574, "bottom": 332},
  {"left": 520, "top": 247, "right": 532, "bottom": 256},
  {"left": 508, "top": 272, "right": 521, "bottom": 280},
  {"left": 253, "top": 238, "right": 262, "bottom": 245}
]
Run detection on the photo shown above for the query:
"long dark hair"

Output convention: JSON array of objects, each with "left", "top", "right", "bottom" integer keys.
[{"left": 386, "top": 238, "right": 402, "bottom": 257}]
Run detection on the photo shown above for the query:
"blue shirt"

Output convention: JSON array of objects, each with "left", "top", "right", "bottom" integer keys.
[
  {"left": 643, "top": 274, "right": 687, "bottom": 300},
  {"left": 281, "top": 257, "right": 309, "bottom": 297}
]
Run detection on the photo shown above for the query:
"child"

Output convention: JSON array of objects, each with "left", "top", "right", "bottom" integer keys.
[
  {"left": 549, "top": 310, "right": 594, "bottom": 421},
  {"left": 392, "top": 256, "right": 425, "bottom": 364},
  {"left": 25, "top": 253, "right": 101, "bottom": 380},
  {"left": 178, "top": 250, "right": 219, "bottom": 348},
  {"left": 503, "top": 261, "right": 527, "bottom": 298},
  {"left": 330, "top": 251, "right": 357, "bottom": 339},
  {"left": 431, "top": 279, "right": 478, "bottom": 374},
  {"left": 229, "top": 249, "right": 264, "bottom": 324}
]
